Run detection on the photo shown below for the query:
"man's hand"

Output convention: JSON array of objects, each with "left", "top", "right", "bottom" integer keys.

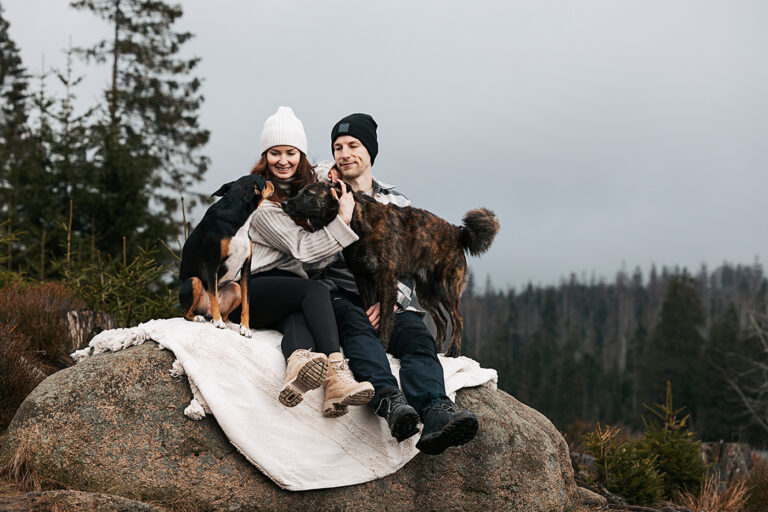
[
  {"left": 366, "top": 303, "right": 381, "bottom": 330},
  {"left": 366, "top": 302, "right": 399, "bottom": 330},
  {"left": 330, "top": 181, "right": 354, "bottom": 224}
]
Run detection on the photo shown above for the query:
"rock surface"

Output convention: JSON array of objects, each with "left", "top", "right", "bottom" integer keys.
[
  {"left": 701, "top": 441, "right": 753, "bottom": 490},
  {"left": 3, "top": 342, "right": 601, "bottom": 511},
  {"left": 0, "top": 490, "right": 165, "bottom": 512}
]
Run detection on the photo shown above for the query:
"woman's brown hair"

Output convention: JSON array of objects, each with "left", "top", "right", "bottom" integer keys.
[{"left": 250, "top": 151, "right": 316, "bottom": 202}]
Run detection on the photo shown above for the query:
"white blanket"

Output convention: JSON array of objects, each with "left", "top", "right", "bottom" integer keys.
[{"left": 72, "top": 317, "right": 497, "bottom": 491}]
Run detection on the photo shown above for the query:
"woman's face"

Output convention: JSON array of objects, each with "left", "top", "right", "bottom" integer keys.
[{"left": 266, "top": 145, "right": 301, "bottom": 180}]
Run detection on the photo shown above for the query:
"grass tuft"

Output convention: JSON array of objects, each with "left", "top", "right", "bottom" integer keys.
[
  {"left": 746, "top": 452, "right": 768, "bottom": 512},
  {"left": 0, "top": 434, "right": 42, "bottom": 492},
  {"left": 676, "top": 472, "right": 749, "bottom": 512}
]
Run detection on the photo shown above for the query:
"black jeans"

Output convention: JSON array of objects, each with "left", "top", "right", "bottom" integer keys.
[
  {"left": 230, "top": 270, "right": 339, "bottom": 358},
  {"left": 331, "top": 289, "right": 448, "bottom": 418}
]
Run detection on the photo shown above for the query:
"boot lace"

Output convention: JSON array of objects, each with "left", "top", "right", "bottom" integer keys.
[
  {"left": 292, "top": 349, "right": 312, "bottom": 361},
  {"left": 433, "top": 402, "right": 456, "bottom": 414},
  {"left": 330, "top": 358, "right": 357, "bottom": 384}
]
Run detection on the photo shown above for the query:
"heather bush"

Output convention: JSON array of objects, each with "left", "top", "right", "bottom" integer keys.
[
  {"left": 0, "top": 282, "right": 83, "bottom": 365},
  {"left": 0, "top": 324, "right": 46, "bottom": 429}
]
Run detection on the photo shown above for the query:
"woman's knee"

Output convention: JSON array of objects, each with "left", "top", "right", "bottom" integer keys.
[{"left": 303, "top": 279, "right": 332, "bottom": 303}]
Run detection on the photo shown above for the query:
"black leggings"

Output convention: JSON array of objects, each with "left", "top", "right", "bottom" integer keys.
[{"left": 230, "top": 270, "right": 339, "bottom": 358}]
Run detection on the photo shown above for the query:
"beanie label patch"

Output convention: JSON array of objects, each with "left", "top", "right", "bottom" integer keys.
[{"left": 338, "top": 123, "right": 350, "bottom": 133}]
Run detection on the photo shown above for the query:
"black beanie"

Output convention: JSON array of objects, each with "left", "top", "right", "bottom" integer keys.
[{"left": 331, "top": 113, "right": 378, "bottom": 165}]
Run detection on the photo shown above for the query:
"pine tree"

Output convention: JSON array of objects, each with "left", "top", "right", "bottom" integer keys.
[
  {"left": 19, "top": 44, "right": 99, "bottom": 278},
  {"left": 0, "top": 3, "right": 34, "bottom": 270},
  {"left": 699, "top": 303, "right": 748, "bottom": 439},
  {"left": 640, "top": 271, "right": 706, "bottom": 428},
  {"left": 70, "top": 0, "right": 210, "bottom": 258}
]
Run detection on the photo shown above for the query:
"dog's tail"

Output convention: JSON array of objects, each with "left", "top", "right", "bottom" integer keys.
[{"left": 459, "top": 208, "right": 499, "bottom": 256}]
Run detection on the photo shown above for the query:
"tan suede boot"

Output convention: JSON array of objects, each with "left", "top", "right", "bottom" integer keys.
[
  {"left": 323, "top": 352, "right": 374, "bottom": 418},
  {"left": 278, "top": 349, "right": 329, "bottom": 407}
]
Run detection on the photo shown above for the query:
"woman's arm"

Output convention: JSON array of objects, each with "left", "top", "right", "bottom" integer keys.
[{"left": 250, "top": 201, "right": 358, "bottom": 263}]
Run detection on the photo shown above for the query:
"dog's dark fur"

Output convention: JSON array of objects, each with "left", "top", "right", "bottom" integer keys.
[
  {"left": 281, "top": 181, "right": 499, "bottom": 357},
  {"left": 179, "top": 174, "right": 274, "bottom": 336}
]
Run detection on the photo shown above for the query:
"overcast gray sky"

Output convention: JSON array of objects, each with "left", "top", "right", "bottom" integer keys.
[{"left": 5, "top": 1, "right": 767, "bottom": 290}]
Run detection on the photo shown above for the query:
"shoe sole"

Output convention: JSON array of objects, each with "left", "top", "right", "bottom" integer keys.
[
  {"left": 278, "top": 357, "right": 328, "bottom": 408},
  {"left": 322, "top": 386, "right": 375, "bottom": 417},
  {"left": 415, "top": 411, "right": 478, "bottom": 455},
  {"left": 341, "top": 386, "right": 375, "bottom": 406},
  {"left": 392, "top": 408, "right": 421, "bottom": 442},
  {"left": 322, "top": 403, "right": 348, "bottom": 418}
]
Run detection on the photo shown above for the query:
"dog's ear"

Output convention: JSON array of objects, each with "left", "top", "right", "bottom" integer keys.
[
  {"left": 212, "top": 181, "right": 233, "bottom": 197},
  {"left": 262, "top": 181, "right": 275, "bottom": 199}
]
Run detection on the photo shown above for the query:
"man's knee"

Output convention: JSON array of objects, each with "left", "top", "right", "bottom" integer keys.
[
  {"left": 391, "top": 312, "right": 438, "bottom": 357},
  {"left": 332, "top": 295, "right": 378, "bottom": 338}
]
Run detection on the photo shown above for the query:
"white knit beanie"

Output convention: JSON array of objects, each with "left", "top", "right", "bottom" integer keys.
[{"left": 259, "top": 106, "right": 308, "bottom": 155}]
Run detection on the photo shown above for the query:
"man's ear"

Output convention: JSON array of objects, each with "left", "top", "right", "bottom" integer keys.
[
  {"left": 212, "top": 181, "right": 233, "bottom": 197},
  {"left": 262, "top": 181, "right": 274, "bottom": 199}
]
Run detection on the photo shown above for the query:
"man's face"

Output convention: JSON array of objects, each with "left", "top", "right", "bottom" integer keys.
[{"left": 333, "top": 135, "right": 372, "bottom": 180}]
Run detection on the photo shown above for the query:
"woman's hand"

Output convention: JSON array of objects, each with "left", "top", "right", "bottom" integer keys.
[{"left": 332, "top": 181, "right": 355, "bottom": 224}]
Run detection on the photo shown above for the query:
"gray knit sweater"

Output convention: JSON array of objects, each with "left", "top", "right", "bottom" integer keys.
[{"left": 248, "top": 199, "right": 358, "bottom": 277}]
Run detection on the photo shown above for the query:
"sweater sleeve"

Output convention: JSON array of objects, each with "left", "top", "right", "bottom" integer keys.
[{"left": 250, "top": 201, "right": 358, "bottom": 263}]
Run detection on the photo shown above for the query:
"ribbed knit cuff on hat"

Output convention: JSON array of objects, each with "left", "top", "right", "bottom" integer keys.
[{"left": 260, "top": 106, "right": 308, "bottom": 154}]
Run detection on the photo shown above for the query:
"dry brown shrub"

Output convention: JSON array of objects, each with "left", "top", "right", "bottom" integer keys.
[
  {"left": 0, "top": 282, "right": 83, "bottom": 365},
  {"left": 746, "top": 453, "right": 768, "bottom": 512},
  {"left": 0, "top": 434, "right": 42, "bottom": 492},
  {"left": 676, "top": 472, "right": 749, "bottom": 512},
  {"left": 0, "top": 324, "right": 47, "bottom": 429}
]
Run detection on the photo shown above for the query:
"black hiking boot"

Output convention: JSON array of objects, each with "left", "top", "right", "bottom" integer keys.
[
  {"left": 375, "top": 389, "right": 420, "bottom": 442},
  {"left": 415, "top": 400, "right": 478, "bottom": 455}
]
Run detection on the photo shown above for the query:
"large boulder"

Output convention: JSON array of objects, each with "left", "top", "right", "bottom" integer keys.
[{"left": 2, "top": 342, "right": 602, "bottom": 511}]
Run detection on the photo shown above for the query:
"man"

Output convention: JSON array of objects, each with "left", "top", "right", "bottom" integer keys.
[{"left": 315, "top": 113, "right": 478, "bottom": 455}]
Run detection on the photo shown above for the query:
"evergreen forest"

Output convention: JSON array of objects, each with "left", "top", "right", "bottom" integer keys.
[{"left": 461, "top": 263, "right": 768, "bottom": 445}]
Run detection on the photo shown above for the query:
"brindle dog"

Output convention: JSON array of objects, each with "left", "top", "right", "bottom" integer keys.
[{"left": 281, "top": 181, "right": 499, "bottom": 357}]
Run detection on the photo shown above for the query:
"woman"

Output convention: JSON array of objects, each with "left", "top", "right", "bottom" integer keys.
[{"left": 238, "top": 106, "right": 372, "bottom": 418}]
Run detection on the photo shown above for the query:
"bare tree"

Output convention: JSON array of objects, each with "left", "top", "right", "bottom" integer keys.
[{"left": 711, "top": 311, "right": 768, "bottom": 435}]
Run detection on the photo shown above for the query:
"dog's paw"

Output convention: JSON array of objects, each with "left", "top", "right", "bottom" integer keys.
[
  {"left": 212, "top": 319, "right": 226, "bottom": 329},
  {"left": 445, "top": 347, "right": 461, "bottom": 358},
  {"left": 193, "top": 315, "right": 206, "bottom": 323},
  {"left": 240, "top": 325, "right": 253, "bottom": 338}
]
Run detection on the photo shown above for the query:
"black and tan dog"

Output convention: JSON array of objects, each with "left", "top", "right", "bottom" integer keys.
[
  {"left": 179, "top": 174, "right": 274, "bottom": 337},
  {"left": 281, "top": 181, "right": 499, "bottom": 357}
]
